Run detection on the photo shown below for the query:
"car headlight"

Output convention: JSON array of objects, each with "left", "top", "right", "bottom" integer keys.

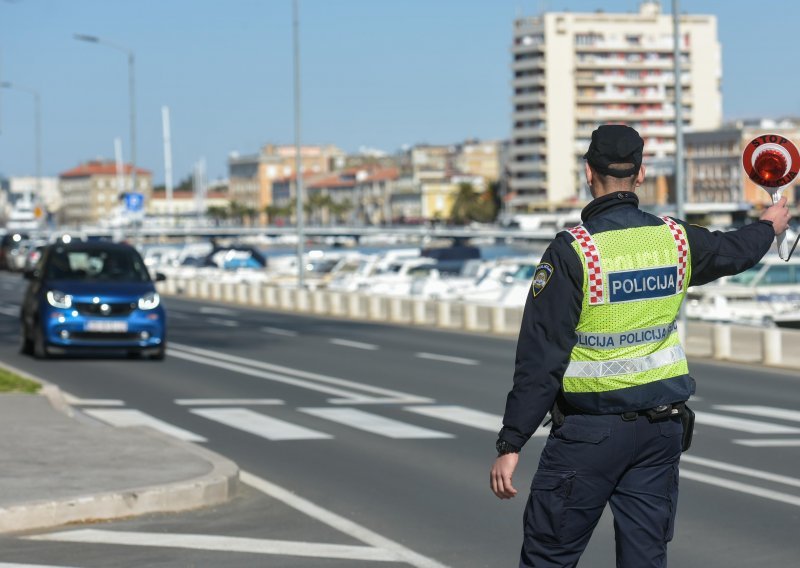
[
  {"left": 46, "top": 290, "right": 73, "bottom": 309},
  {"left": 138, "top": 291, "right": 160, "bottom": 310}
]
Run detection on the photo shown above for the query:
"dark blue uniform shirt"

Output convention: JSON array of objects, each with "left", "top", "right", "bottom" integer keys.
[{"left": 499, "top": 191, "right": 775, "bottom": 450}]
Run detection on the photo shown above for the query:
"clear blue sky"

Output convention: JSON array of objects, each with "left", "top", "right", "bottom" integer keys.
[{"left": 0, "top": 0, "right": 796, "bottom": 184}]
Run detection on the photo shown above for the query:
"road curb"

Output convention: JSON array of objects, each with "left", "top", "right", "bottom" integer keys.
[{"left": 0, "top": 365, "right": 240, "bottom": 534}]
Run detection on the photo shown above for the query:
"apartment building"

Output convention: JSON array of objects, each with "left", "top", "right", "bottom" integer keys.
[
  {"left": 228, "top": 144, "right": 345, "bottom": 223},
  {"left": 510, "top": 1, "right": 721, "bottom": 210},
  {"left": 59, "top": 161, "right": 152, "bottom": 226}
]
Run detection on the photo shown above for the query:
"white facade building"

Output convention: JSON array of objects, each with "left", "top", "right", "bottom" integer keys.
[{"left": 510, "top": 1, "right": 722, "bottom": 210}]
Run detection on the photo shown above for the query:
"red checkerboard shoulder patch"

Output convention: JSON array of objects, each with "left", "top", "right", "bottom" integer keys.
[
  {"left": 661, "top": 216, "right": 688, "bottom": 292},
  {"left": 567, "top": 225, "right": 604, "bottom": 305}
]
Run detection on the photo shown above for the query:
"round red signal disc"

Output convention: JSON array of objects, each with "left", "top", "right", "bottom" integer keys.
[{"left": 742, "top": 133, "right": 800, "bottom": 188}]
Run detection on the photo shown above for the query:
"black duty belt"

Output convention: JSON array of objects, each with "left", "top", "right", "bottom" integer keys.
[{"left": 620, "top": 402, "right": 685, "bottom": 422}]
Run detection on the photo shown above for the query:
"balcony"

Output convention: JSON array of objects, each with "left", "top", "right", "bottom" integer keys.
[
  {"left": 513, "top": 75, "right": 545, "bottom": 88},
  {"left": 512, "top": 92, "right": 545, "bottom": 106},
  {"left": 510, "top": 160, "right": 547, "bottom": 173},
  {"left": 512, "top": 109, "right": 545, "bottom": 122},
  {"left": 512, "top": 58, "right": 545, "bottom": 72},
  {"left": 575, "top": 57, "right": 689, "bottom": 71},
  {"left": 510, "top": 143, "right": 546, "bottom": 156},
  {"left": 512, "top": 126, "right": 547, "bottom": 138},
  {"left": 511, "top": 42, "right": 544, "bottom": 55},
  {"left": 510, "top": 178, "right": 548, "bottom": 192}
]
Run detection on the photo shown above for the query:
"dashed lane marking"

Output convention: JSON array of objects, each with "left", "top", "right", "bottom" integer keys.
[
  {"left": 0, "top": 563, "right": 80, "bottom": 567},
  {"left": 0, "top": 306, "right": 18, "bottom": 317},
  {"left": 205, "top": 317, "right": 239, "bottom": 327},
  {"left": 198, "top": 306, "right": 238, "bottom": 316},
  {"left": 26, "top": 530, "right": 402, "bottom": 562},
  {"left": 261, "top": 326, "right": 299, "bottom": 337},
  {"left": 415, "top": 352, "right": 479, "bottom": 366},
  {"left": 299, "top": 407, "right": 452, "bottom": 439},
  {"left": 83, "top": 409, "right": 207, "bottom": 442},
  {"left": 175, "top": 398, "right": 284, "bottom": 406},
  {"left": 191, "top": 407, "right": 331, "bottom": 441},
  {"left": 329, "top": 338, "right": 379, "bottom": 350}
]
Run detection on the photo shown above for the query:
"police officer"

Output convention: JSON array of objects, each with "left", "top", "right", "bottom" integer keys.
[{"left": 489, "top": 124, "right": 791, "bottom": 568}]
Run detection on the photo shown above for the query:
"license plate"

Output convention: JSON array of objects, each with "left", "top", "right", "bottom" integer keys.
[{"left": 84, "top": 320, "right": 128, "bottom": 332}]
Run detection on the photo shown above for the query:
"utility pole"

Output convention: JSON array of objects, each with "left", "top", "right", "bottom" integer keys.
[{"left": 293, "top": 0, "right": 305, "bottom": 288}]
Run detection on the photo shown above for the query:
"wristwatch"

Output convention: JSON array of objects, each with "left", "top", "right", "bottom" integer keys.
[{"left": 495, "top": 439, "right": 520, "bottom": 456}]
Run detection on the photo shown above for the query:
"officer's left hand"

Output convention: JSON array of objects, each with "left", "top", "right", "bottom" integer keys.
[{"left": 490, "top": 453, "right": 519, "bottom": 499}]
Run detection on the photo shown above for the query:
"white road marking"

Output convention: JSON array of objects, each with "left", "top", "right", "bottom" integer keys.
[
  {"left": 0, "top": 306, "right": 18, "bottom": 317},
  {"left": 262, "top": 326, "right": 299, "bottom": 337},
  {"left": 404, "top": 405, "right": 549, "bottom": 437},
  {"left": 169, "top": 343, "right": 433, "bottom": 404},
  {"left": 733, "top": 439, "right": 800, "bottom": 447},
  {"left": 680, "top": 469, "right": 800, "bottom": 508},
  {"left": 205, "top": 317, "right": 239, "bottom": 327},
  {"left": 191, "top": 408, "right": 331, "bottom": 441},
  {"left": 168, "top": 311, "right": 189, "bottom": 319},
  {"left": 714, "top": 405, "right": 800, "bottom": 423},
  {"left": 693, "top": 411, "right": 800, "bottom": 434},
  {"left": 681, "top": 455, "right": 800, "bottom": 489},
  {"left": 415, "top": 352, "right": 479, "bottom": 366},
  {"left": 241, "top": 471, "right": 451, "bottom": 568},
  {"left": 27, "top": 529, "right": 401, "bottom": 562},
  {"left": 199, "top": 306, "right": 238, "bottom": 316},
  {"left": 175, "top": 398, "right": 284, "bottom": 406},
  {"left": 329, "top": 338, "right": 379, "bottom": 350},
  {"left": 84, "top": 409, "right": 207, "bottom": 442},
  {"left": 0, "top": 562, "right": 79, "bottom": 568},
  {"left": 62, "top": 393, "right": 124, "bottom": 407},
  {"left": 300, "top": 408, "right": 452, "bottom": 439}
]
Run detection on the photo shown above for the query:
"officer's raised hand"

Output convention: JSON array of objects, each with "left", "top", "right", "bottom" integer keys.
[
  {"left": 490, "top": 452, "right": 519, "bottom": 499},
  {"left": 760, "top": 195, "right": 791, "bottom": 235}
]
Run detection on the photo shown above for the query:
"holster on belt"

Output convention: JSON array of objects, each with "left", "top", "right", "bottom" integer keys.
[{"left": 680, "top": 404, "right": 695, "bottom": 452}]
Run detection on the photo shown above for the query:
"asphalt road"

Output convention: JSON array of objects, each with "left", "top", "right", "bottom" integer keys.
[{"left": 0, "top": 271, "right": 798, "bottom": 567}]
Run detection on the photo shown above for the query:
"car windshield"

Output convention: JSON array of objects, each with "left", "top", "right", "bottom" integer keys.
[
  {"left": 726, "top": 263, "right": 763, "bottom": 286},
  {"left": 45, "top": 247, "right": 151, "bottom": 282}
]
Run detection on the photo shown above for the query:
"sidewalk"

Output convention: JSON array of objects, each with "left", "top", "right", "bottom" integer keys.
[{"left": 0, "top": 387, "right": 238, "bottom": 534}]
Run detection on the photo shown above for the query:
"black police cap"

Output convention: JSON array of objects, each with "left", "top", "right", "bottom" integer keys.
[{"left": 584, "top": 124, "right": 644, "bottom": 178}]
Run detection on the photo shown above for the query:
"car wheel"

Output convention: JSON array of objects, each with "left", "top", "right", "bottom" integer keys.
[
  {"left": 149, "top": 342, "right": 166, "bottom": 361},
  {"left": 33, "top": 324, "right": 49, "bottom": 359},
  {"left": 19, "top": 321, "right": 33, "bottom": 355}
]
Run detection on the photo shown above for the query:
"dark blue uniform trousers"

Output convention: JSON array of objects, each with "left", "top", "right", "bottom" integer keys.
[{"left": 520, "top": 412, "right": 683, "bottom": 568}]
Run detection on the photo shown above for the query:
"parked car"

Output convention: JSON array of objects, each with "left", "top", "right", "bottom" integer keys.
[{"left": 20, "top": 241, "right": 166, "bottom": 359}]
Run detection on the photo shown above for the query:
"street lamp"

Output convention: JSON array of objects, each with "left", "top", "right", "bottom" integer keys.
[
  {"left": 293, "top": 0, "right": 305, "bottom": 288},
  {"left": 74, "top": 33, "right": 137, "bottom": 197},
  {"left": 0, "top": 81, "right": 41, "bottom": 205}
]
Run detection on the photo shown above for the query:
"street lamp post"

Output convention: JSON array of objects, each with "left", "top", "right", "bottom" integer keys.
[
  {"left": 74, "top": 34, "right": 137, "bottom": 199},
  {"left": 0, "top": 81, "right": 41, "bottom": 204},
  {"left": 293, "top": 0, "right": 305, "bottom": 288}
]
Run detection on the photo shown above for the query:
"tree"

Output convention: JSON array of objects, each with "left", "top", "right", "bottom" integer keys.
[{"left": 449, "top": 182, "right": 498, "bottom": 225}]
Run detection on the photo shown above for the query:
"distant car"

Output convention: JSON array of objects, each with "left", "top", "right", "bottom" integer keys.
[
  {"left": 20, "top": 241, "right": 167, "bottom": 359},
  {"left": 0, "top": 232, "right": 29, "bottom": 270}
]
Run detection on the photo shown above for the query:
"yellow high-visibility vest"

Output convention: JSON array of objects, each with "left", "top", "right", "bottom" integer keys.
[{"left": 563, "top": 217, "right": 693, "bottom": 413}]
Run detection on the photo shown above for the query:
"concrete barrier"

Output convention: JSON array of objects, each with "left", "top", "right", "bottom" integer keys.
[{"left": 159, "top": 283, "right": 800, "bottom": 369}]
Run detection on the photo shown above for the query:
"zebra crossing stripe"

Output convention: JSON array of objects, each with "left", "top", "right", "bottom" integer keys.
[
  {"left": 733, "top": 439, "right": 800, "bottom": 448},
  {"left": 404, "top": 405, "right": 550, "bottom": 437},
  {"left": 192, "top": 408, "right": 331, "bottom": 441},
  {"left": 714, "top": 405, "right": 800, "bottom": 423},
  {"left": 693, "top": 411, "right": 800, "bottom": 434},
  {"left": 299, "top": 408, "right": 452, "bottom": 439},
  {"left": 83, "top": 409, "right": 207, "bottom": 442}
]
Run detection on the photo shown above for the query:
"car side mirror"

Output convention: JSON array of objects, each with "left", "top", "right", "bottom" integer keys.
[{"left": 155, "top": 272, "right": 167, "bottom": 282}]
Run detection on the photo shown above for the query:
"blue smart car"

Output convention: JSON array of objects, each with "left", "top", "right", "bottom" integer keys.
[{"left": 20, "top": 241, "right": 167, "bottom": 359}]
